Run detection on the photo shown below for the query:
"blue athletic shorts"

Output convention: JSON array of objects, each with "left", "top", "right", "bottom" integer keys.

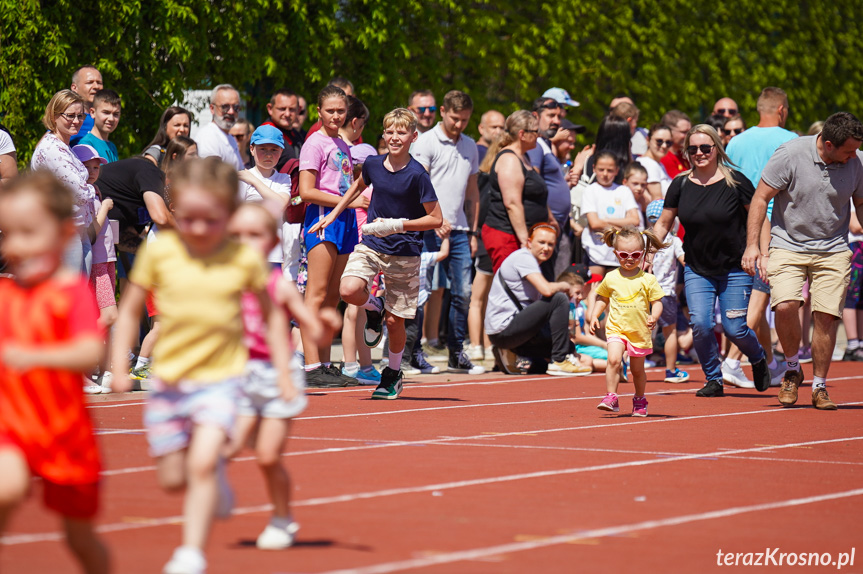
[{"left": 304, "top": 204, "right": 358, "bottom": 255}]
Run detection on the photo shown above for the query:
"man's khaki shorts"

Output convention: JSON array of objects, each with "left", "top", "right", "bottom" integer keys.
[
  {"left": 767, "top": 248, "right": 852, "bottom": 317},
  {"left": 343, "top": 244, "right": 421, "bottom": 319}
]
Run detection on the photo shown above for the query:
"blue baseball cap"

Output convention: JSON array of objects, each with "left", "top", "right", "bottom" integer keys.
[
  {"left": 250, "top": 124, "right": 284, "bottom": 149},
  {"left": 542, "top": 87, "right": 580, "bottom": 107},
  {"left": 646, "top": 199, "right": 664, "bottom": 223}
]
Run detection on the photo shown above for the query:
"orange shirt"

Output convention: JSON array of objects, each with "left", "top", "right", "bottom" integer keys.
[{"left": 0, "top": 276, "right": 102, "bottom": 484}]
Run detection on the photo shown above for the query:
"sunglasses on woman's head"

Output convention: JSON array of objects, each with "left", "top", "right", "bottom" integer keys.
[
  {"left": 722, "top": 127, "right": 744, "bottom": 135},
  {"left": 653, "top": 139, "right": 673, "bottom": 147},
  {"left": 687, "top": 144, "right": 715, "bottom": 155},
  {"left": 615, "top": 250, "right": 644, "bottom": 260}
]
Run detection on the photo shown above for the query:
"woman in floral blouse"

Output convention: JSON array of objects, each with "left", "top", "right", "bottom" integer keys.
[{"left": 31, "top": 89, "right": 97, "bottom": 275}]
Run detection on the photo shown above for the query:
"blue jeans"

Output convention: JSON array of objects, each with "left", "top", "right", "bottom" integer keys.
[
  {"left": 430, "top": 230, "right": 472, "bottom": 353},
  {"left": 684, "top": 267, "right": 765, "bottom": 382}
]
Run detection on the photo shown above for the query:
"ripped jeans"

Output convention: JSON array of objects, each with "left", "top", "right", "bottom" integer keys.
[{"left": 684, "top": 267, "right": 766, "bottom": 383}]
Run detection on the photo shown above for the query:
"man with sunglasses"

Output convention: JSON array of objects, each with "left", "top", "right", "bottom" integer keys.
[
  {"left": 195, "top": 84, "right": 245, "bottom": 170},
  {"left": 408, "top": 90, "right": 438, "bottom": 135},
  {"left": 743, "top": 111, "right": 863, "bottom": 410},
  {"left": 712, "top": 97, "right": 739, "bottom": 118}
]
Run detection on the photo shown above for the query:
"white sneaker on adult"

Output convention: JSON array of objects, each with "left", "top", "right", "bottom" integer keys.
[
  {"left": 721, "top": 360, "right": 755, "bottom": 389},
  {"left": 163, "top": 546, "right": 206, "bottom": 574},
  {"left": 256, "top": 520, "right": 300, "bottom": 550},
  {"left": 83, "top": 376, "right": 103, "bottom": 395},
  {"left": 98, "top": 371, "right": 113, "bottom": 392},
  {"left": 467, "top": 345, "right": 484, "bottom": 362}
]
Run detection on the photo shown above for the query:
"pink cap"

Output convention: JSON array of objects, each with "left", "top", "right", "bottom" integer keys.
[{"left": 71, "top": 144, "right": 107, "bottom": 165}]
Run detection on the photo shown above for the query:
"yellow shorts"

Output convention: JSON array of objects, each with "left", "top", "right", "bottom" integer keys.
[{"left": 767, "top": 248, "right": 852, "bottom": 317}]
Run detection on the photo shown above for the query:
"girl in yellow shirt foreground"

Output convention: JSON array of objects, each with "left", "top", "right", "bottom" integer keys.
[{"left": 589, "top": 226, "right": 668, "bottom": 416}]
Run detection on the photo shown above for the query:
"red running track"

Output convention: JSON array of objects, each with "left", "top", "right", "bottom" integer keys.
[{"left": 2, "top": 362, "right": 863, "bottom": 573}]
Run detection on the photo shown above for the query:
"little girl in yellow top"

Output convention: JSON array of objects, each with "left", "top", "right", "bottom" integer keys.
[{"left": 589, "top": 226, "right": 668, "bottom": 417}]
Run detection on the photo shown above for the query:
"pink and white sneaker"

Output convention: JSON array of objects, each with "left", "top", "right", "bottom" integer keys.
[
  {"left": 597, "top": 393, "right": 619, "bottom": 412},
  {"left": 632, "top": 395, "right": 648, "bottom": 417}
]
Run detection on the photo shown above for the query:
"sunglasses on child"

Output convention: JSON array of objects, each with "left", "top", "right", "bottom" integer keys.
[
  {"left": 614, "top": 250, "right": 644, "bottom": 260},
  {"left": 687, "top": 144, "right": 715, "bottom": 155}
]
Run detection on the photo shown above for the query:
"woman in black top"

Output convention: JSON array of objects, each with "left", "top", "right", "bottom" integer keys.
[
  {"left": 653, "top": 125, "right": 771, "bottom": 396},
  {"left": 481, "top": 110, "right": 555, "bottom": 272}
]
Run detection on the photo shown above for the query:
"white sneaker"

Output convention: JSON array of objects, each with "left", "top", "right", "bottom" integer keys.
[
  {"left": 546, "top": 354, "right": 592, "bottom": 377},
  {"left": 215, "top": 458, "right": 234, "bottom": 519},
  {"left": 721, "top": 360, "right": 755, "bottom": 388},
  {"left": 467, "top": 345, "right": 484, "bottom": 361},
  {"left": 83, "top": 376, "right": 103, "bottom": 395},
  {"left": 256, "top": 520, "right": 300, "bottom": 550},
  {"left": 99, "top": 370, "right": 113, "bottom": 392},
  {"left": 769, "top": 360, "right": 786, "bottom": 387},
  {"left": 400, "top": 363, "right": 421, "bottom": 376},
  {"left": 163, "top": 546, "right": 206, "bottom": 574}
]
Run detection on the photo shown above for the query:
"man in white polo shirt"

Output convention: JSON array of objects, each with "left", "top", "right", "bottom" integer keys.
[
  {"left": 196, "top": 84, "right": 245, "bottom": 170},
  {"left": 743, "top": 111, "right": 863, "bottom": 410},
  {"left": 412, "top": 90, "right": 484, "bottom": 375}
]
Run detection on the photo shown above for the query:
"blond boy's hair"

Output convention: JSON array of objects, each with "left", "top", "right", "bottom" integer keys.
[
  {"left": 171, "top": 157, "right": 240, "bottom": 213},
  {"left": 383, "top": 108, "right": 417, "bottom": 133}
]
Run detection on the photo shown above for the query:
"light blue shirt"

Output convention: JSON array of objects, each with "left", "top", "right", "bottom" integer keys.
[{"left": 726, "top": 126, "right": 797, "bottom": 220}]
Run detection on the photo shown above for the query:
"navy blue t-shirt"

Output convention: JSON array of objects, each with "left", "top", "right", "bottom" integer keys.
[{"left": 362, "top": 155, "right": 438, "bottom": 256}]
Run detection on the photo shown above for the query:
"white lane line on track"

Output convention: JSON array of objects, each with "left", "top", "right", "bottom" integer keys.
[
  {"left": 317, "top": 487, "right": 863, "bottom": 574},
  {"left": 96, "top": 399, "right": 863, "bottom": 477},
  {"left": 6, "top": 435, "right": 861, "bottom": 546}
]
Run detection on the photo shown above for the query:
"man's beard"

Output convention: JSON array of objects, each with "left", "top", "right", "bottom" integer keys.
[{"left": 213, "top": 114, "right": 236, "bottom": 131}]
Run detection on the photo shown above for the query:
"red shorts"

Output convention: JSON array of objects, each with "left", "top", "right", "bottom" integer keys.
[
  {"left": 146, "top": 292, "right": 158, "bottom": 318},
  {"left": 0, "top": 432, "right": 99, "bottom": 519},
  {"left": 482, "top": 225, "right": 521, "bottom": 273}
]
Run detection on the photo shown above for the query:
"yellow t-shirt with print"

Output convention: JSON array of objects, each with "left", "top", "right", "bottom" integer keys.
[
  {"left": 130, "top": 231, "right": 270, "bottom": 383},
  {"left": 595, "top": 268, "right": 665, "bottom": 350}
]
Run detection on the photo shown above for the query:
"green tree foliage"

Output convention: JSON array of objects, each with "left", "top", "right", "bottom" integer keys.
[{"left": 3, "top": 0, "right": 862, "bottom": 165}]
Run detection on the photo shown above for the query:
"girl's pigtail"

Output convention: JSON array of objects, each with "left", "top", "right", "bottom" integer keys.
[
  {"left": 601, "top": 227, "right": 618, "bottom": 248},
  {"left": 641, "top": 228, "right": 671, "bottom": 255}
]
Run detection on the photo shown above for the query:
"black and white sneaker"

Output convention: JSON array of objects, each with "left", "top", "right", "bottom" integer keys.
[
  {"left": 363, "top": 297, "right": 386, "bottom": 347},
  {"left": 324, "top": 364, "right": 361, "bottom": 386},
  {"left": 447, "top": 349, "right": 486, "bottom": 375},
  {"left": 372, "top": 367, "right": 404, "bottom": 399}
]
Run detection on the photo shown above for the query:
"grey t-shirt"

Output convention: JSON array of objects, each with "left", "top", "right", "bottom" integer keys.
[
  {"left": 761, "top": 136, "right": 863, "bottom": 253},
  {"left": 484, "top": 248, "right": 541, "bottom": 335}
]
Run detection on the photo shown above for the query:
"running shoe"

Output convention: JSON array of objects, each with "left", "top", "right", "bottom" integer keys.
[
  {"left": 256, "top": 520, "right": 300, "bottom": 550},
  {"left": 597, "top": 393, "right": 619, "bottom": 412},
  {"left": 664, "top": 368, "right": 690, "bottom": 383},
  {"left": 82, "top": 376, "right": 103, "bottom": 395},
  {"left": 547, "top": 354, "right": 592, "bottom": 376},
  {"left": 355, "top": 366, "right": 382, "bottom": 385},
  {"left": 631, "top": 395, "right": 648, "bottom": 417},
  {"left": 467, "top": 344, "right": 484, "bottom": 361},
  {"left": 696, "top": 380, "right": 725, "bottom": 397},
  {"left": 400, "top": 361, "right": 421, "bottom": 376},
  {"left": 363, "top": 296, "right": 385, "bottom": 347},
  {"left": 447, "top": 350, "right": 486, "bottom": 375},
  {"left": 99, "top": 370, "right": 114, "bottom": 392},
  {"left": 411, "top": 352, "right": 441, "bottom": 374},
  {"left": 324, "top": 365, "right": 361, "bottom": 386},
  {"left": 721, "top": 360, "right": 755, "bottom": 388},
  {"left": 798, "top": 346, "right": 813, "bottom": 363},
  {"left": 130, "top": 363, "right": 151, "bottom": 381},
  {"left": 842, "top": 347, "right": 863, "bottom": 361},
  {"left": 163, "top": 546, "right": 206, "bottom": 574},
  {"left": 372, "top": 367, "right": 404, "bottom": 400},
  {"left": 306, "top": 366, "right": 352, "bottom": 388},
  {"left": 751, "top": 357, "right": 772, "bottom": 392}
]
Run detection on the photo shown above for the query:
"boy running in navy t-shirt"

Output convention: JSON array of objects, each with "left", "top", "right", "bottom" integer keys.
[{"left": 309, "top": 108, "right": 442, "bottom": 399}]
